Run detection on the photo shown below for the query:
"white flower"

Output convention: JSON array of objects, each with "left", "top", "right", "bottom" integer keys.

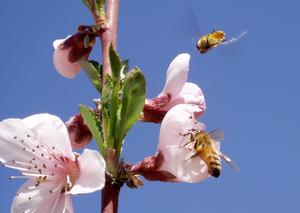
[
  {"left": 142, "top": 53, "right": 206, "bottom": 123},
  {"left": 53, "top": 37, "right": 81, "bottom": 79},
  {"left": 158, "top": 104, "right": 220, "bottom": 183},
  {"left": 0, "top": 114, "right": 106, "bottom": 213},
  {"left": 159, "top": 53, "right": 206, "bottom": 111},
  {"left": 131, "top": 104, "right": 220, "bottom": 183}
]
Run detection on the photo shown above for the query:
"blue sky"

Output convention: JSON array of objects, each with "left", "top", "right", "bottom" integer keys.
[{"left": 0, "top": 0, "right": 299, "bottom": 212}]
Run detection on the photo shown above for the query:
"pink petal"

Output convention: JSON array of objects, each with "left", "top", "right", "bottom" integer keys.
[
  {"left": 11, "top": 180, "right": 73, "bottom": 213},
  {"left": 70, "top": 149, "right": 106, "bottom": 194},
  {"left": 158, "top": 104, "right": 214, "bottom": 183},
  {"left": 53, "top": 38, "right": 66, "bottom": 49},
  {"left": 161, "top": 82, "right": 206, "bottom": 111},
  {"left": 180, "top": 83, "right": 205, "bottom": 108},
  {"left": 0, "top": 119, "right": 37, "bottom": 164},
  {"left": 53, "top": 38, "right": 81, "bottom": 79},
  {"left": 22, "top": 113, "right": 74, "bottom": 160},
  {"left": 161, "top": 53, "right": 190, "bottom": 96},
  {"left": 158, "top": 104, "right": 203, "bottom": 149},
  {"left": 159, "top": 145, "right": 210, "bottom": 183}
]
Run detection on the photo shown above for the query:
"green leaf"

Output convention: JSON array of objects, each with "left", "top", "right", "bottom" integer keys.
[
  {"left": 101, "top": 75, "right": 113, "bottom": 106},
  {"left": 116, "top": 68, "right": 146, "bottom": 151},
  {"left": 102, "top": 106, "right": 112, "bottom": 148},
  {"left": 79, "top": 60, "right": 102, "bottom": 93},
  {"left": 101, "top": 75, "right": 115, "bottom": 148},
  {"left": 109, "top": 45, "right": 122, "bottom": 82},
  {"left": 79, "top": 105, "right": 105, "bottom": 156}
]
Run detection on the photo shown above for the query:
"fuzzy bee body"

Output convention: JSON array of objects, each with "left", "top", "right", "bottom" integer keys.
[
  {"left": 196, "top": 30, "right": 247, "bottom": 54},
  {"left": 183, "top": 129, "right": 239, "bottom": 178},
  {"left": 190, "top": 131, "right": 222, "bottom": 177},
  {"left": 196, "top": 30, "right": 226, "bottom": 54}
]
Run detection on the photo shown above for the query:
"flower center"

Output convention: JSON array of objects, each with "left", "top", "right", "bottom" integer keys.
[{"left": 64, "top": 157, "right": 80, "bottom": 192}]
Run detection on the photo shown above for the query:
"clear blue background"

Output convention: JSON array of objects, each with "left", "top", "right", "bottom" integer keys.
[{"left": 0, "top": 0, "right": 299, "bottom": 212}]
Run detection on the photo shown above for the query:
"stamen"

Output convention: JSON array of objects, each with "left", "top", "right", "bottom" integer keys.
[
  {"left": 9, "top": 175, "right": 27, "bottom": 179},
  {"left": 4, "top": 164, "right": 28, "bottom": 171},
  {"left": 27, "top": 185, "right": 38, "bottom": 190},
  {"left": 21, "top": 172, "right": 49, "bottom": 177}
]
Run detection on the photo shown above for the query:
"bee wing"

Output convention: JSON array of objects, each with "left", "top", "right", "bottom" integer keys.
[
  {"left": 208, "top": 129, "right": 224, "bottom": 142},
  {"left": 221, "top": 31, "right": 247, "bottom": 46},
  {"left": 218, "top": 151, "right": 240, "bottom": 172}
]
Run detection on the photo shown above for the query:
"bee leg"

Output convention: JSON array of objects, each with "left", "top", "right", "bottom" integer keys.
[
  {"left": 179, "top": 132, "right": 191, "bottom": 137},
  {"left": 179, "top": 131, "right": 195, "bottom": 142},
  {"left": 179, "top": 139, "right": 196, "bottom": 150},
  {"left": 184, "top": 152, "right": 198, "bottom": 162}
]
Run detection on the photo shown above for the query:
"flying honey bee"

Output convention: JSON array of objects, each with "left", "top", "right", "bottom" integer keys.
[
  {"left": 182, "top": 129, "right": 239, "bottom": 178},
  {"left": 196, "top": 30, "right": 247, "bottom": 54}
]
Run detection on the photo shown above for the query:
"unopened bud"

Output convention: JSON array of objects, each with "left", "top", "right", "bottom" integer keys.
[{"left": 66, "top": 114, "right": 92, "bottom": 149}]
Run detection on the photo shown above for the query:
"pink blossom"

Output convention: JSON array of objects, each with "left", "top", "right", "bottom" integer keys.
[
  {"left": 142, "top": 53, "right": 206, "bottom": 123},
  {"left": 66, "top": 114, "right": 92, "bottom": 149},
  {"left": 132, "top": 104, "right": 220, "bottom": 183},
  {"left": 53, "top": 37, "right": 81, "bottom": 78},
  {"left": 0, "top": 114, "right": 106, "bottom": 212}
]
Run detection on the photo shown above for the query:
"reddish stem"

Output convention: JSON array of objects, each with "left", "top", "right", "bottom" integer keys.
[
  {"left": 106, "top": 0, "right": 119, "bottom": 48},
  {"left": 101, "top": 183, "right": 121, "bottom": 213},
  {"left": 93, "top": 0, "right": 120, "bottom": 212},
  {"left": 96, "top": 0, "right": 119, "bottom": 79}
]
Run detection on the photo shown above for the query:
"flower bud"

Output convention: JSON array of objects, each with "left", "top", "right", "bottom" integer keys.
[
  {"left": 66, "top": 114, "right": 92, "bottom": 149},
  {"left": 53, "top": 26, "right": 96, "bottom": 78}
]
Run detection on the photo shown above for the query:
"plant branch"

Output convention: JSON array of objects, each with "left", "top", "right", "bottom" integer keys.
[
  {"left": 101, "top": 182, "right": 121, "bottom": 213},
  {"left": 92, "top": 0, "right": 121, "bottom": 212},
  {"left": 93, "top": 0, "right": 119, "bottom": 79},
  {"left": 106, "top": 0, "right": 119, "bottom": 48}
]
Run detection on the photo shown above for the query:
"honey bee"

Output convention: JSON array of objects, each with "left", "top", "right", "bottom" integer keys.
[
  {"left": 196, "top": 30, "right": 247, "bottom": 54},
  {"left": 182, "top": 129, "right": 239, "bottom": 178}
]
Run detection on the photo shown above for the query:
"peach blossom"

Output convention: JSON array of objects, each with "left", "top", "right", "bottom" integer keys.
[
  {"left": 142, "top": 53, "right": 206, "bottom": 123},
  {"left": 53, "top": 37, "right": 81, "bottom": 78},
  {"left": 0, "top": 114, "right": 106, "bottom": 212}
]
